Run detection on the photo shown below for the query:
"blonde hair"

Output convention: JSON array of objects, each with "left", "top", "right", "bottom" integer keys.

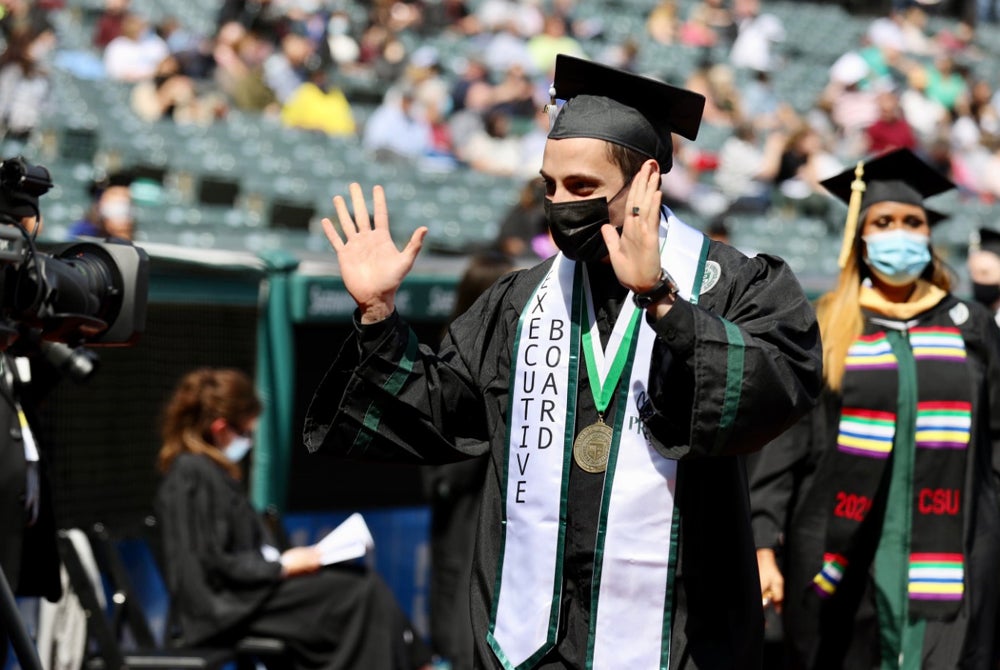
[
  {"left": 818, "top": 219, "right": 953, "bottom": 391},
  {"left": 157, "top": 367, "right": 262, "bottom": 479}
]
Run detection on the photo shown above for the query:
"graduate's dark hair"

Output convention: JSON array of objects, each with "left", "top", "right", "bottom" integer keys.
[
  {"left": 157, "top": 367, "right": 262, "bottom": 479},
  {"left": 606, "top": 142, "right": 652, "bottom": 185}
]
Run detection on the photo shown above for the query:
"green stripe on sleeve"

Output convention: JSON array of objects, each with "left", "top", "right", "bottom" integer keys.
[
  {"left": 352, "top": 329, "right": 419, "bottom": 451},
  {"left": 713, "top": 318, "right": 746, "bottom": 453}
]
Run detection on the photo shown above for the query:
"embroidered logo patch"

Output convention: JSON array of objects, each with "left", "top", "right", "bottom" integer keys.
[
  {"left": 948, "top": 303, "right": 969, "bottom": 326},
  {"left": 700, "top": 261, "right": 721, "bottom": 294}
]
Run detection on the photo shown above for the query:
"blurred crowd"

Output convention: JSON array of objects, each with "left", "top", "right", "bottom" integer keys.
[{"left": 2, "top": 0, "right": 1000, "bottom": 255}]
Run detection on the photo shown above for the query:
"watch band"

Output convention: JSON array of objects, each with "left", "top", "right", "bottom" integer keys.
[{"left": 632, "top": 268, "right": 679, "bottom": 309}]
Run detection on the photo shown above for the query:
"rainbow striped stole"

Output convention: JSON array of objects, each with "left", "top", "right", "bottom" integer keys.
[
  {"left": 910, "top": 326, "right": 967, "bottom": 362},
  {"left": 837, "top": 408, "right": 895, "bottom": 459},
  {"left": 813, "top": 552, "right": 848, "bottom": 598},
  {"left": 908, "top": 552, "right": 964, "bottom": 601},
  {"left": 844, "top": 332, "right": 896, "bottom": 369},
  {"left": 915, "top": 401, "right": 972, "bottom": 450}
]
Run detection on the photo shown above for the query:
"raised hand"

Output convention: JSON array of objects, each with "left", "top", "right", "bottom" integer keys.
[
  {"left": 322, "top": 183, "right": 427, "bottom": 324},
  {"left": 601, "top": 160, "right": 664, "bottom": 295}
]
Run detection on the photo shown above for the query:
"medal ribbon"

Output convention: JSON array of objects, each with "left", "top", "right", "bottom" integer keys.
[{"left": 580, "top": 268, "right": 642, "bottom": 416}]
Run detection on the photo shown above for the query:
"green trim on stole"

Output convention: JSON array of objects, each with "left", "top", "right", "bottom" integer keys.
[
  {"left": 487, "top": 264, "right": 583, "bottom": 670},
  {"left": 874, "top": 329, "right": 926, "bottom": 669},
  {"left": 352, "top": 329, "right": 419, "bottom": 451},
  {"left": 584, "top": 319, "right": 643, "bottom": 668},
  {"left": 585, "top": 233, "right": 712, "bottom": 670}
]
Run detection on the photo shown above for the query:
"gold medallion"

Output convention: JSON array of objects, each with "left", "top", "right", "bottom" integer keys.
[{"left": 573, "top": 420, "right": 613, "bottom": 473}]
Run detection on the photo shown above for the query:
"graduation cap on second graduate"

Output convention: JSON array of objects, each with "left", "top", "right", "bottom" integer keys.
[
  {"left": 546, "top": 54, "right": 706, "bottom": 173},
  {"left": 819, "top": 148, "right": 955, "bottom": 269},
  {"left": 973, "top": 227, "right": 1000, "bottom": 256}
]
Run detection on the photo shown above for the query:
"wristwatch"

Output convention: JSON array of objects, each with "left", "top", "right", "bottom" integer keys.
[{"left": 632, "top": 268, "right": 679, "bottom": 309}]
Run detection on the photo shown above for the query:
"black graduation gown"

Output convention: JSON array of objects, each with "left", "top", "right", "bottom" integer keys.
[
  {"left": 155, "top": 452, "right": 431, "bottom": 670},
  {"left": 749, "top": 295, "right": 1000, "bottom": 669},
  {"left": 304, "top": 241, "right": 823, "bottom": 670},
  {"left": 0, "top": 352, "right": 61, "bottom": 601}
]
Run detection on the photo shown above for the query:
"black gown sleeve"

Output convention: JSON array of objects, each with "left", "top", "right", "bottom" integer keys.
[
  {"left": 304, "top": 269, "right": 527, "bottom": 464},
  {"left": 639, "top": 248, "right": 823, "bottom": 459}
]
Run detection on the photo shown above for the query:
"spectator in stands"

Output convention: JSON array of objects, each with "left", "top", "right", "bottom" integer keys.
[
  {"left": 458, "top": 108, "right": 522, "bottom": 176},
  {"left": 750, "top": 148, "right": 1000, "bottom": 670},
  {"left": 740, "top": 69, "right": 782, "bottom": 131},
  {"left": 728, "top": 0, "right": 785, "bottom": 73},
  {"left": 212, "top": 22, "right": 278, "bottom": 113},
  {"left": 684, "top": 60, "right": 742, "bottom": 128},
  {"left": 771, "top": 124, "right": 841, "bottom": 222},
  {"left": 362, "top": 87, "right": 432, "bottom": 162},
  {"left": 69, "top": 172, "right": 135, "bottom": 241},
  {"left": 130, "top": 54, "right": 223, "bottom": 125},
  {"left": 526, "top": 14, "right": 586, "bottom": 76},
  {"left": 865, "top": 88, "right": 917, "bottom": 154},
  {"left": 263, "top": 30, "right": 316, "bottom": 105},
  {"left": 968, "top": 227, "right": 1000, "bottom": 325},
  {"left": 92, "top": 0, "right": 129, "bottom": 51},
  {"left": 714, "top": 121, "right": 775, "bottom": 215},
  {"left": 424, "top": 252, "right": 517, "bottom": 670},
  {"left": 820, "top": 51, "right": 880, "bottom": 157},
  {"left": 494, "top": 176, "right": 548, "bottom": 260},
  {"left": 279, "top": 67, "right": 356, "bottom": 136},
  {"left": 102, "top": 12, "right": 171, "bottom": 83},
  {"left": 646, "top": 0, "right": 679, "bottom": 45},
  {"left": 900, "top": 66, "right": 949, "bottom": 144},
  {"left": 155, "top": 367, "right": 433, "bottom": 670},
  {"left": 925, "top": 54, "right": 968, "bottom": 112},
  {"left": 684, "top": 0, "right": 736, "bottom": 44},
  {"left": 0, "top": 27, "right": 52, "bottom": 157},
  {"left": 678, "top": 4, "right": 719, "bottom": 47}
]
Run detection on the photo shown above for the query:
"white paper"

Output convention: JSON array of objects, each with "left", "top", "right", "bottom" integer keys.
[{"left": 315, "top": 513, "right": 375, "bottom": 566}]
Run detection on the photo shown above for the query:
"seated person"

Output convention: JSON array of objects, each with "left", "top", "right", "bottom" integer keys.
[
  {"left": 68, "top": 172, "right": 135, "bottom": 240},
  {"left": 154, "top": 367, "right": 432, "bottom": 670}
]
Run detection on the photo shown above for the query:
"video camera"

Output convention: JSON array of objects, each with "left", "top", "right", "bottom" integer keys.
[{"left": 0, "top": 156, "right": 149, "bottom": 356}]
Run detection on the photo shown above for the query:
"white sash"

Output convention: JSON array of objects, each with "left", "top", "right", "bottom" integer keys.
[{"left": 489, "top": 210, "right": 709, "bottom": 669}]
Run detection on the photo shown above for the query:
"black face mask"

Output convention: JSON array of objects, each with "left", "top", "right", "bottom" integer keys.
[
  {"left": 544, "top": 183, "right": 629, "bottom": 263},
  {"left": 972, "top": 281, "right": 1000, "bottom": 308}
]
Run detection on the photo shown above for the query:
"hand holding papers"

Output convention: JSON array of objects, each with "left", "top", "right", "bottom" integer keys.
[{"left": 315, "top": 513, "right": 375, "bottom": 566}]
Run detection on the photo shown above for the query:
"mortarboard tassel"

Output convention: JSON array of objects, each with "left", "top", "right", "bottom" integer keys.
[
  {"left": 544, "top": 84, "right": 559, "bottom": 132},
  {"left": 838, "top": 161, "right": 866, "bottom": 269}
]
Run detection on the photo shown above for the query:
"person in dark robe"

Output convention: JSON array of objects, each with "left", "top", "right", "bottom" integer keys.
[
  {"left": 304, "top": 54, "right": 823, "bottom": 670},
  {"left": 967, "top": 227, "right": 1000, "bottom": 326},
  {"left": 750, "top": 148, "right": 1000, "bottom": 669},
  {"left": 423, "top": 251, "right": 517, "bottom": 670},
  {"left": 154, "top": 367, "right": 432, "bottom": 670}
]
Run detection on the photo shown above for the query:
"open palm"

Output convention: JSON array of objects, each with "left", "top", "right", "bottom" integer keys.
[
  {"left": 602, "top": 160, "right": 663, "bottom": 294},
  {"left": 322, "top": 183, "right": 427, "bottom": 322}
]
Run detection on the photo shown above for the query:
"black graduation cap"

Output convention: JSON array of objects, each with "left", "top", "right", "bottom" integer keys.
[
  {"left": 976, "top": 227, "right": 1000, "bottom": 256},
  {"left": 819, "top": 148, "right": 955, "bottom": 268},
  {"left": 547, "top": 54, "right": 706, "bottom": 173}
]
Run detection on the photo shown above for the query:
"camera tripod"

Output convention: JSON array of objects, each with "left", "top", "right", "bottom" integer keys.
[{"left": 0, "top": 563, "right": 42, "bottom": 670}]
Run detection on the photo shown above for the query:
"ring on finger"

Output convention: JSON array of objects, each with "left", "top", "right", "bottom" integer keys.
[{"left": 631, "top": 206, "right": 641, "bottom": 216}]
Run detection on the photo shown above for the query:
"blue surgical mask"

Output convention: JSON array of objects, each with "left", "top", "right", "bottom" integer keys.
[
  {"left": 223, "top": 436, "right": 252, "bottom": 463},
  {"left": 863, "top": 228, "right": 932, "bottom": 287}
]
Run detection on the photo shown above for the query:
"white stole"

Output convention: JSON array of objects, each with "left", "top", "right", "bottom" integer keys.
[{"left": 488, "top": 210, "right": 709, "bottom": 669}]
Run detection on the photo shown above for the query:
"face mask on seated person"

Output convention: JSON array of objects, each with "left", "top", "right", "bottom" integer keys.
[
  {"left": 863, "top": 228, "right": 932, "bottom": 287},
  {"left": 544, "top": 181, "right": 630, "bottom": 263},
  {"left": 223, "top": 436, "right": 252, "bottom": 463}
]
